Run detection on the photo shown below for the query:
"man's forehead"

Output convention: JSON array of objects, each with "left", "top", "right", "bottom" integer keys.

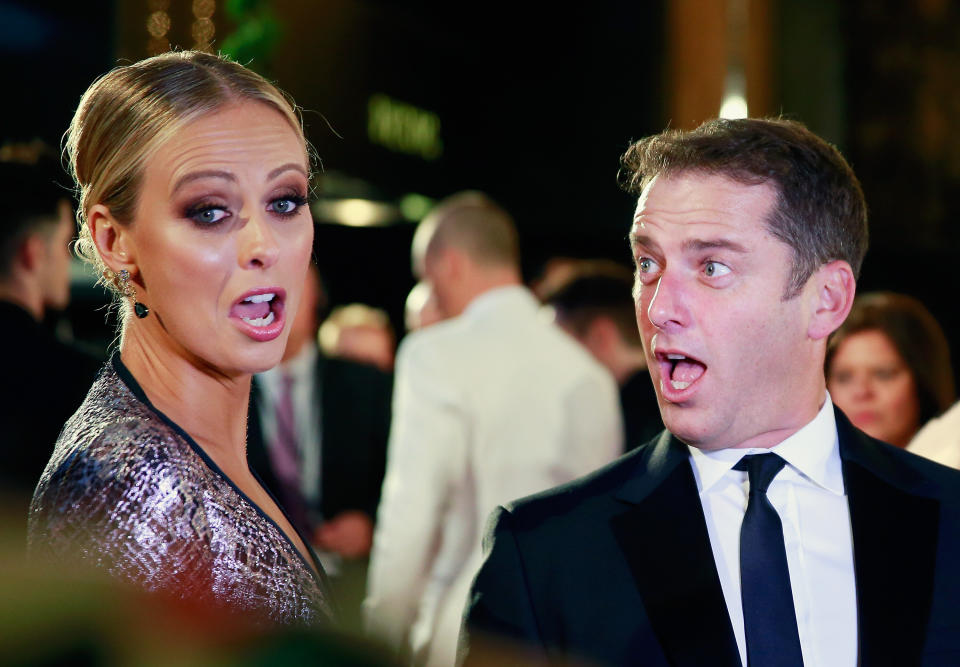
[{"left": 631, "top": 172, "right": 777, "bottom": 235}]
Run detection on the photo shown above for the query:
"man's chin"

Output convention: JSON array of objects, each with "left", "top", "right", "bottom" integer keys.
[{"left": 660, "top": 410, "right": 720, "bottom": 449}]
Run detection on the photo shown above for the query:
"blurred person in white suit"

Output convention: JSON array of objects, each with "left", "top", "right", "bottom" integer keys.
[{"left": 364, "top": 191, "right": 622, "bottom": 666}]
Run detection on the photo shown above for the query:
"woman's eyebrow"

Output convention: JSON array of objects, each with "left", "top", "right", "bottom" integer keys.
[
  {"left": 267, "top": 163, "right": 308, "bottom": 180},
  {"left": 172, "top": 169, "right": 236, "bottom": 194}
]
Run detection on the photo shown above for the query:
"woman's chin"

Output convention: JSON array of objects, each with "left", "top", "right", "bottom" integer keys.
[{"left": 221, "top": 340, "right": 288, "bottom": 376}]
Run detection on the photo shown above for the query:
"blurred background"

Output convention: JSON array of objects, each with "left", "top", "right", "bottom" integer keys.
[{"left": 1, "top": 0, "right": 958, "bottom": 386}]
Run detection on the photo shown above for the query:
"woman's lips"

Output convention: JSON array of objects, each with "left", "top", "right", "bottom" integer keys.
[{"left": 229, "top": 288, "right": 286, "bottom": 342}]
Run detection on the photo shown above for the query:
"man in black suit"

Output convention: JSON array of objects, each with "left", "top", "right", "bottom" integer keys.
[
  {"left": 247, "top": 265, "right": 392, "bottom": 555},
  {"left": 462, "top": 119, "right": 960, "bottom": 666},
  {"left": 0, "top": 151, "right": 102, "bottom": 528}
]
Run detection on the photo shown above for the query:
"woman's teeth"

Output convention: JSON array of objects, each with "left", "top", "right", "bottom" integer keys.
[
  {"left": 243, "top": 311, "right": 275, "bottom": 327},
  {"left": 244, "top": 293, "right": 275, "bottom": 304}
]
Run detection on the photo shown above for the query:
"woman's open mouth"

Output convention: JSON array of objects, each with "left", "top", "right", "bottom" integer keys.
[{"left": 230, "top": 288, "right": 286, "bottom": 341}]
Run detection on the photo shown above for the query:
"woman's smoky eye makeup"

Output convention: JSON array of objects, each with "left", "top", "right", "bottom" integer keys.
[
  {"left": 183, "top": 200, "right": 230, "bottom": 226},
  {"left": 180, "top": 186, "right": 308, "bottom": 227},
  {"left": 268, "top": 190, "right": 308, "bottom": 217}
]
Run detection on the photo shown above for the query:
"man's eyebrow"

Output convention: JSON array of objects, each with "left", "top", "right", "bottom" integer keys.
[
  {"left": 172, "top": 170, "right": 236, "bottom": 193},
  {"left": 629, "top": 232, "right": 657, "bottom": 252},
  {"left": 682, "top": 238, "right": 750, "bottom": 254}
]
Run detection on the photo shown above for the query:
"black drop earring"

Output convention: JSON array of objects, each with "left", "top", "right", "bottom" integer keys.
[{"left": 116, "top": 269, "right": 149, "bottom": 319}]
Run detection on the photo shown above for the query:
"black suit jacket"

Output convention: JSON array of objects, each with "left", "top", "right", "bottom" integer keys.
[
  {"left": 247, "top": 351, "right": 392, "bottom": 521},
  {"left": 463, "top": 407, "right": 960, "bottom": 666},
  {"left": 0, "top": 301, "right": 102, "bottom": 523}
]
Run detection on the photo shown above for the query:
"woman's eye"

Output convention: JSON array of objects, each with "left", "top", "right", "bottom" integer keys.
[
  {"left": 874, "top": 368, "right": 900, "bottom": 381},
  {"left": 704, "top": 261, "right": 730, "bottom": 278},
  {"left": 268, "top": 195, "right": 307, "bottom": 216},
  {"left": 188, "top": 206, "right": 229, "bottom": 225}
]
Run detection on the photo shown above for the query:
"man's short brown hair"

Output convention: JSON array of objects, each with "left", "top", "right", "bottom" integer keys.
[
  {"left": 420, "top": 191, "right": 520, "bottom": 269},
  {"left": 619, "top": 118, "right": 869, "bottom": 296}
]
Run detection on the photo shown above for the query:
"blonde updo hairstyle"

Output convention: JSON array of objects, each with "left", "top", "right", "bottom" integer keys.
[{"left": 65, "top": 50, "right": 311, "bottom": 312}]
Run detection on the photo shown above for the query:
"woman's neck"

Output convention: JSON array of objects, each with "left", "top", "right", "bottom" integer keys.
[{"left": 119, "top": 322, "right": 252, "bottom": 472}]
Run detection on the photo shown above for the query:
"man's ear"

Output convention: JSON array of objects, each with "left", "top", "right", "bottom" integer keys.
[
  {"left": 584, "top": 317, "right": 617, "bottom": 354},
  {"left": 807, "top": 260, "right": 856, "bottom": 341},
  {"left": 18, "top": 234, "right": 48, "bottom": 273},
  {"left": 88, "top": 204, "right": 137, "bottom": 277},
  {"left": 440, "top": 246, "right": 466, "bottom": 281}
]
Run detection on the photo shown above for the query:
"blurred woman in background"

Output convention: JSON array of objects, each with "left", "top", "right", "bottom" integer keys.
[
  {"left": 826, "top": 291, "right": 955, "bottom": 448},
  {"left": 28, "top": 51, "right": 332, "bottom": 626}
]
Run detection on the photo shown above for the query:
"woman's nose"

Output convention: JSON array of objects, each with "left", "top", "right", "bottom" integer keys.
[{"left": 238, "top": 209, "right": 280, "bottom": 269}]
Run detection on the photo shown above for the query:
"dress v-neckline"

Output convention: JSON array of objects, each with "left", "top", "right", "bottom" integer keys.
[{"left": 110, "top": 353, "right": 326, "bottom": 584}]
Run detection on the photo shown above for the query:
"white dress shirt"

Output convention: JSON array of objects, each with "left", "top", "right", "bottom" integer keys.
[
  {"left": 253, "top": 343, "right": 323, "bottom": 507},
  {"left": 689, "top": 394, "right": 858, "bottom": 667},
  {"left": 364, "top": 285, "right": 622, "bottom": 667}
]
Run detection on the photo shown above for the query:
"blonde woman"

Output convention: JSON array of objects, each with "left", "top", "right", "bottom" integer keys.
[{"left": 29, "top": 51, "right": 331, "bottom": 626}]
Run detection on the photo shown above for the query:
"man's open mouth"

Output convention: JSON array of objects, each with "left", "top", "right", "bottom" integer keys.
[{"left": 658, "top": 352, "right": 707, "bottom": 392}]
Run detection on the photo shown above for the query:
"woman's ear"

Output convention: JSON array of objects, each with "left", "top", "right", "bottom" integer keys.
[
  {"left": 807, "top": 260, "right": 856, "bottom": 341},
  {"left": 88, "top": 204, "right": 137, "bottom": 276}
]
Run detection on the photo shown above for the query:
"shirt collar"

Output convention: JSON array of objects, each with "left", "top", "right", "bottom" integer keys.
[
  {"left": 462, "top": 285, "right": 536, "bottom": 320},
  {"left": 688, "top": 392, "right": 843, "bottom": 496}
]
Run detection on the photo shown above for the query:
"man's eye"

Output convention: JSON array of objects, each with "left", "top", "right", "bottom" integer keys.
[
  {"left": 704, "top": 261, "right": 730, "bottom": 277},
  {"left": 638, "top": 258, "right": 655, "bottom": 273}
]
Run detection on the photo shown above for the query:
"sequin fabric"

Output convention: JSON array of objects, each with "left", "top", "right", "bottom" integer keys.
[{"left": 28, "top": 359, "right": 334, "bottom": 627}]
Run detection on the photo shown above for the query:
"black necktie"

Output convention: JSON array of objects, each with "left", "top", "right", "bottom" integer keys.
[{"left": 734, "top": 454, "right": 804, "bottom": 667}]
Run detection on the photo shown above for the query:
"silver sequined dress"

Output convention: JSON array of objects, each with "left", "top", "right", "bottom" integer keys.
[{"left": 28, "top": 355, "right": 334, "bottom": 626}]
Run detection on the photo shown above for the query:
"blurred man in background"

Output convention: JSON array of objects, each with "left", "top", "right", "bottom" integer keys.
[
  {"left": 248, "top": 265, "right": 393, "bottom": 631},
  {"left": 0, "top": 146, "right": 102, "bottom": 528},
  {"left": 319, "top": 303, "right": 396, "bottom": 372},
  {"left": 404, "top": 280, "right": 443, "bottom": 332},
  {"left": 0, "top": 144, "right": 101, "bottom": 530},
  {"left": 364, "top": 191, "right": 622, "bottom": 666},
  {"left": 545, "top": 262, "right": 663, "bottom": 451}
]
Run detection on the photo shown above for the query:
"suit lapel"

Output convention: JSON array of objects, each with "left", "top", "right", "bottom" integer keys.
[
  {"left": 612, "top": 434, "right": 741, "bottom": 667},
  {"left": 838, "top": 409, "right": 940, "bottom": 665}
]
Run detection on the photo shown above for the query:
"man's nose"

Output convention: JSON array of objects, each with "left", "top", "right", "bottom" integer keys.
[
  {"left": 237, "top": 207, "right": 280, "bottom": 269},
  {"left": 645, "top": 270, "right": 689, "bottom": 332}
]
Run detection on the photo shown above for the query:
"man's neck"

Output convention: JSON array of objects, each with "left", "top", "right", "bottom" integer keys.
[
  {"left": 0, "top": 281, "right": 42, "bottom": 321},
  {"left": 457, "top": 269, "right": 522, "bottom": 315}
]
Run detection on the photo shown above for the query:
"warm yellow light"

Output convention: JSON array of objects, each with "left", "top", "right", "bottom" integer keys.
[
  {"left": 719, "top": 94, "right": 748, "bottom": 119},
  {"left": 313, "top": 199, "right": 399, "bottom": 227}
]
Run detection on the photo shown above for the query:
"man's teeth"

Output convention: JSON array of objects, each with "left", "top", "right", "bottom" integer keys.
[
  {"left": 666, "top": 353, "right": 686, "bottom": 360},
  {"left": 670, "top": 380, "right": 691, "bottom": 390},
  {"left": 242, "top": 312, "right": 276, "bottom": 327},
  {"left": 243, "top": 293, "right": 275, "bottom": 304}
]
